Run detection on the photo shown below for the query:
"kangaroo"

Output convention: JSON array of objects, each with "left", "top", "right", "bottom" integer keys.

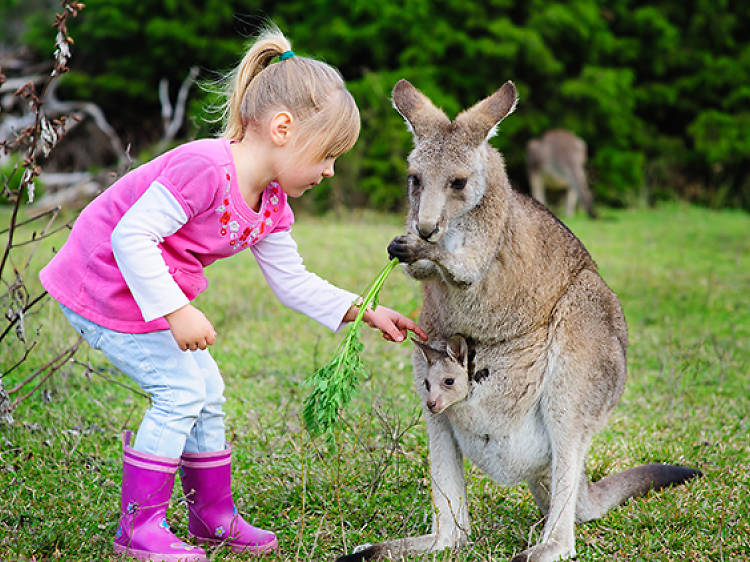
[
  {"left": 413, "top": 335, "right": 472, "bottom": 415},
  {"left": 527, "top": 129, "right": 596, "bottom": 218},
  {"left": 337, "top": 80, "right": 701, "bottom": 562}
]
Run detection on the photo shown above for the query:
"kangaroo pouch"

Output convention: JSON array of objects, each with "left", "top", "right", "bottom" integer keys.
[{"left": 448, "top": 399, "right": 551, "bottom": 486}]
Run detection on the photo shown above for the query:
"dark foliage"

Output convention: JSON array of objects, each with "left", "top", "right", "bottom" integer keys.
[{"left": 10, "top": 0, "right": 750, "bottom": 211}]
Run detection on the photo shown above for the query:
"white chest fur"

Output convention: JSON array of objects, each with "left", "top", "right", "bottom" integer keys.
[{"left": 444, "top": 383, "right": 551, "bottom": 485}]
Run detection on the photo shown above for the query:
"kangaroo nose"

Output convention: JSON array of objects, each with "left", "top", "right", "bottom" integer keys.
[
  {"left": 418, "top": 225, "right": 439, "bottom": 241},
  {"left": 426, "top": 400, "right": 436, "bottom": 411}
]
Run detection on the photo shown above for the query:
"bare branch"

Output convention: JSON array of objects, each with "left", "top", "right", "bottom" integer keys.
[
  {"left": 0, "top": 381, "right": 12, "bottom": 425},
  {"left": 44, "top": 79, "right": 127, "bottom": 164},
  {"left": 7, "top": 338, "right": 80, "bottom": 392},
  {"left": 0, "top": 75, "right": 46, "bottom": 94},
  {"left": 158, "top": 78, "right": 173, "bottom": 123},
  {"left": 70, "top": 359, "right": 151, "bottom": 399},
  {"left": 11, "top": 222, "right": 73, "bottom": 248},
  {"left": 0, "top": 2, "right": 96, "bottom": 419},
  {"left": 9, "top": 339, "right": 82, "bottom": 408},
  {"left": 31, "top": 177, "right": 101, "bottom": 212},
  {"left": 2, "top": 340, "right": 38, "bottom": 379},
  {"left": 0, "top": 206, "right": 61, "bottom": 236},
  {"left": 0, "top": 290, "right": 48, "bottom": 344},
  {"left": 158, "top": 66, "right": 200, "bottom": 148}
]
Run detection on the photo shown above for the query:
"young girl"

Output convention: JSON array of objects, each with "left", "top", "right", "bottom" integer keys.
[{"left": 40, "top": 27, "right": 426, "bottom": 561}]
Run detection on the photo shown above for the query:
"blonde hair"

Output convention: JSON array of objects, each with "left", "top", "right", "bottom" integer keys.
[{"left": 222, "top": 25, "right": 360, "bottom": 161}]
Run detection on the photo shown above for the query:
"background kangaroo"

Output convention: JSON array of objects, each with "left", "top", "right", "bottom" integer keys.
[
  {"left": 527, "top": 129, "right": 596, "bottom": 218},
  {"left": 337, "top": 80, "right": 701, "bottom": 562}
]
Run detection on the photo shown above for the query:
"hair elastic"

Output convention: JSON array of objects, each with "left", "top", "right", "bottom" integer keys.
[{"left": 279, "top": 50, "right": 295, "bottom": 61}]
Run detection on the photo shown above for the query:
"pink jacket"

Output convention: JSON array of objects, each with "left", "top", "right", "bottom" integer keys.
[{"left": 40, "top": 139, "right": 294, "bottom": 333}]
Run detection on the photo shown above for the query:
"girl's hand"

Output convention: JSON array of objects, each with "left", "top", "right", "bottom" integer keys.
[
  {"left": 164, "top": 304, "right": 217, "bottom": 351},
  {"left": 347, "top": 304, "right": 428, "bottom": 343}
]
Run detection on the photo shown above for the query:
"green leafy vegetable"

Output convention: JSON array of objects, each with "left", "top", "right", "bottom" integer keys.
[{"left": 302, "top": 257, "right": 400, "bottom": 437}]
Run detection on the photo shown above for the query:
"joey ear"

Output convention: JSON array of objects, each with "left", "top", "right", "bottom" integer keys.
[
  {"left": 411, "top": 337, "right": 443, "bottom": 365},
  {"left": 392, "top": 79, "right": 450, "bottom": 141},
  {"left": 455, "top": 80, "right": 517, "bottom": 145},
  {"left": 446, "top": 335, "right": 468, "bottom": 367}
]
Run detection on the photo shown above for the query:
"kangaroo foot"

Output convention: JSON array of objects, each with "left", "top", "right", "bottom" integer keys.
[{"left": 510, "top": 540, "right": 575, "bottom": 562}]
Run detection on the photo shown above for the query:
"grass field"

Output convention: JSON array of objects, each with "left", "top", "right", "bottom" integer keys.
[{"left": 1, "top": 203, "right": 748, "bottom": 561}]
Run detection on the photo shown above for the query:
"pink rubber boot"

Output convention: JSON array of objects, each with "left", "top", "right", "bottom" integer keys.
[
  {"left": 180, "top": 446, "right": 278, "bottom": 555},
  {"left": 113, "top": 431, "right": 206, "bottom": 562}
]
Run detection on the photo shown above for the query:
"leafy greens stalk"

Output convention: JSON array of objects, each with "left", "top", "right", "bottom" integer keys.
[{"left": 302, "top": 258, "right": 400, "bottom": 437}]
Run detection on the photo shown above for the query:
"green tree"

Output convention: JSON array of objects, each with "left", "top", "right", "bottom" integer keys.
[{"left": 10, "top": 0, "right": 750, "bottom": 211}]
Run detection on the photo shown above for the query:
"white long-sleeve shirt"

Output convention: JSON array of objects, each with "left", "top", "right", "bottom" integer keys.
[
  {"left": 112, "top": 182, "right": 357, "bottom": 332},
  {"left": 41, "top": 138, "right": 357, "bottom": 333}
]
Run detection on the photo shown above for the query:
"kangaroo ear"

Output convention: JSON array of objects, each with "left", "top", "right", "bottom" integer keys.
[
  {"left": 455, "top": 80, "right": 517, "bottom": 145},
  {"left": 412, "top": 337, "right": 443, "bottom": 365},
  {"left": 446, "top": 335, "right": 468, "bottom": 367},
  {"left": 392, "top": 79, "right": 450, "bottom": 141}
]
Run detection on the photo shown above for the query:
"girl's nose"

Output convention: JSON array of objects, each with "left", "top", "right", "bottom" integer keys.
[{"left": 323, "top": 162, "right": 335, "bottom": 177}]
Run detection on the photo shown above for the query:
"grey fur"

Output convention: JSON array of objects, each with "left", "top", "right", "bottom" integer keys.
[
  {"left": 337, "top": 80, "right": 701, "bottom": 562},
  {"left": 527, "top": 129, "right": 596, "bottom": 218}
]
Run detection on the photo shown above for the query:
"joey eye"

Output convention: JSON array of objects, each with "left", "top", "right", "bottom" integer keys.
[
  {"left": 424, "top": 379, "right": 430, "bottom": 391},
  {"left": 450, "top": 178, "right": 467, "bottom": 190},
  {"left": 408, "top": 174, "right": 421, "bottom": 189},
  {"left": 444, "top": 378, "right": 455, "bottom": 387}
]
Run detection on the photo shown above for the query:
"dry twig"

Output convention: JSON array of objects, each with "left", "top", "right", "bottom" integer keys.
[{"left": 1, "top": 1, "right": 87, "bottom": 416}]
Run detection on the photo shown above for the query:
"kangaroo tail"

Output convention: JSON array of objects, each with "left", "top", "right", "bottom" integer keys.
[
  {"left": 577, "top": 463, "right": 702, "bottom": 522},
  {"left": 336, "top": 545, "right": 377, "bottom": 562}
]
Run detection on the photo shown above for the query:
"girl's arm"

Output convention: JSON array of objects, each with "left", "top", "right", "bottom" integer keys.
[
  {"left": 111, "top": 182, "right": 215, "bottom": 350},
  {"left": 250, "top": 230, "right": 357, "bottom": 332},
  {"left": 251, "top": 231, "right": 426, "bottom": 341}
]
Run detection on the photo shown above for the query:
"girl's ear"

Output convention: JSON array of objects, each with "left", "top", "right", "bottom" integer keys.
[{"left": 269, "top": 111, "right": 293, "bottom": 146}]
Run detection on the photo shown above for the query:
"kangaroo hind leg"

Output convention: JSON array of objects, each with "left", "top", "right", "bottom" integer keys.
[
  {"left": 338, "top": 390, "right": 469, "bottom": 561},
  {"left": 512, "top": 441, "right": 586, "bottom": 562},
  {"left": 527, "top": 474, "right": 551, "bottom": 517}
]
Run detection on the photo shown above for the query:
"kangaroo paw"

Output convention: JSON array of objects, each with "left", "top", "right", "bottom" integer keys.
[{"left": 388, "top": 233, "right": 431, "bottom": 263}]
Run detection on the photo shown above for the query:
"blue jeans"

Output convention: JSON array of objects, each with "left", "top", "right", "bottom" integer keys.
[{"left": 59, "top": 304, "right": 226, "bottom": 458}]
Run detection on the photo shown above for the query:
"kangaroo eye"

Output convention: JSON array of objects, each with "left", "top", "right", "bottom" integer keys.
[
  {"left": 424, "top": 379, "right": 430, "bottom": 390},
  {"left": 444, "top": 378, "right": 454, "bottom": 386},
  {"left": 408, "top": 174, "right": 421, "bottom": 189},
  {"left": 450, "top": 178, "right": 467, "bottom": 190}
]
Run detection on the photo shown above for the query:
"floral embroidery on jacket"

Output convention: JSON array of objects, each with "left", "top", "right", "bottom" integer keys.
[{"left": 216, "top": 173, "right": 283, "bottom": 251}]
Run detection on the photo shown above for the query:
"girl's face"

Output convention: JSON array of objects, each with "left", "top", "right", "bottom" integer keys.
[
  {"left": 276, "top": 150, "right": 337, "bottom": 198},
  {"left": 265, "top": 110, "right": 341, "bottom": 198}
]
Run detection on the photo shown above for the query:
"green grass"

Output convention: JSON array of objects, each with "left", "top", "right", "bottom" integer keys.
[{"left": 1, "top": 203, "right": 748, "bottom": 561}]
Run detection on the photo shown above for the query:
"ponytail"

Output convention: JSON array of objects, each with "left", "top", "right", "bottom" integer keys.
[
  {"left": 220, "top": 23, "right": 360, "bottom": 160},
  {"left": 223, "top": 25, "right": 291, "bottom": 140}
]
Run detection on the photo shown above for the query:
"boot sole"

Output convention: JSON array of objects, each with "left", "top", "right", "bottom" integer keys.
[
  {"left": 113, "top": 542, "right": 207, "bottom": 562},
  {"left": 194, "top": 535, "right": 279, "bottom": 555}
]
